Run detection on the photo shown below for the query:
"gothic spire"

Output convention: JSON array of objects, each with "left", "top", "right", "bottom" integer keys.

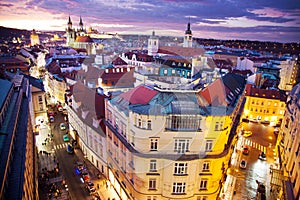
[
  {"left": 79, "top": 16, "right": 83, "bottom": 26},
  {"left": 68, "top": 15, "right": 72, "bottom": 25},
  {"left": 185, "top": 17, "right": 192, "bottom": 35}
]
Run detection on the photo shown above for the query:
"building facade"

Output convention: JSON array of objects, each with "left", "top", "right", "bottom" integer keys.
[
  {"left": 104, "top": 73, "right": 246, "bottom": 200},
  {"left": 276, "top": 83, "right": 300, "bottom": 200},
  {"left": 0, "top": 76, "right": 39, "bottom": 200},
  {"left": 66, "top": 81, "right": 108, "bottom": 176},
  {"left": 243, "top": 82, "right": 286, "bottom": 125}
]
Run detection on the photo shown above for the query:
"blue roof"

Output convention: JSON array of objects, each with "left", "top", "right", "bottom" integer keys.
[{"left": 0, "top": 79, "right": 13, "bottom": 112}]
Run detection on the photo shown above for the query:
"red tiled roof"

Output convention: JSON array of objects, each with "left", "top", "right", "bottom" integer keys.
[
  {"left": 120, "top": 85, "right": 158, "bottom": 105},
  {"left": 244, "top": 83, "right": 286, "bottom": 101},
  {"left": 158, "top": 46, "right": 204, "bottom": 57},
  {"left": 200, "top": 79, "right": 227, "bottom": 106},
  {"left": 112, "top": 57, "right": 127, "bottom": 65},
  {"left": 75, "top": 36, "right": 93, "bottom": 43}
]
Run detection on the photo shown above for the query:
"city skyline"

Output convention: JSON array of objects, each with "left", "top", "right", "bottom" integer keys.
[{"left": 1, "top": 0, "right": 300, "bottom": 43}]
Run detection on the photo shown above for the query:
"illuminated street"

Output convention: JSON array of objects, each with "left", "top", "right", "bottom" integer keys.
[{"left": 224, "top": 121, "right": 279, "bottom": 200}]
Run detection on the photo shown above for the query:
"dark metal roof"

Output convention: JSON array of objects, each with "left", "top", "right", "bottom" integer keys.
[{"left": 0, "top": 79, "right": 13, "bottom": 112}]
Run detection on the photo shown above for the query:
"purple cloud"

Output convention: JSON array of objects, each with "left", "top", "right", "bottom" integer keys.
[{"left": 1, "top": 0, "right": 300, "bottom": 42}]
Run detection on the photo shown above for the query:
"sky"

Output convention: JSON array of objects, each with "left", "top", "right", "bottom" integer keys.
[{"left": 0, "top": 0, "right": 300, "bottom": 43}]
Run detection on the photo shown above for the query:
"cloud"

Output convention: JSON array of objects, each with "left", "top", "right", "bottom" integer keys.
[
  {"left": 1, "top": 0, "right": 300, "bottom": 42},
  {"left": 0, "top": 3, "right": 13, "bottom": 7}
]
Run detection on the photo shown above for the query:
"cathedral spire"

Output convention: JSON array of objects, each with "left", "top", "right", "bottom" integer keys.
[
  {"left": 68, "top": 15, "right": 72, "bottom": 25},
  {"left": 185, "top": 17, "right": 192, "bottom": 35},
  {"left": 67, "top": 15, "right": 72, "bottom": 30},
  {"left": 79, "top": 16, "right": 83, "bottom": 26}
]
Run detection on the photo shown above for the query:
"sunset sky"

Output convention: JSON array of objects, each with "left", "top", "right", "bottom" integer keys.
[{"left": 0, "top": 0, "right": 300, "bottom": 43}]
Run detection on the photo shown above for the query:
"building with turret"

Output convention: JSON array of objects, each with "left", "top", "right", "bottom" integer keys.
[
  {"left": 148, "top": 31, "right": 159, "bottom": 56},
  {"left": 183, "top": 19, "right": 193, "bottom": 48}
]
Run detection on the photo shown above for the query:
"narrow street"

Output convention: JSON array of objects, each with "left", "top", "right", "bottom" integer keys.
[
  {"left": 228, "top": 121, "right": 278, "bottom": 200},
  {"left": 37, "top": 105, "right": 120, "bottom": 200}
]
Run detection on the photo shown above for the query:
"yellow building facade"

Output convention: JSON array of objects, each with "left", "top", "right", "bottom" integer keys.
[{"left": 243, "top": 84, "right": 286, "bottom": 124}]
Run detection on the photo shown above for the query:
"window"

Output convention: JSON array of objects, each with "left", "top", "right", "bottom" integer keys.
[
  {"left": 138, "top": 118, "right": 142, "bottom": 127},
  {"left": 202, "top": 162, "right": 210, "bottom": 172},
  {"left": 166, "top": 115, "right": 201, "bottom": 131},
  {"left": 219, "top": 122, "right": 223, "bottom": 130},
  {"left": 172, "top": 182, "right": 186, "bottom": 194},
  {"left": 215, "top": 122, "right": 219, "bottom": 130},
  {"left": 107, "top": 110, "right": 112, "bottom": 123},
  {"left": 149, "top": 179, "right": 156, "bottom": 190},
  {"left": 130, "top": 131, "right": 135, "bottom": 146},
  {"left": 150, "top": 138, "right": 158, "bottom": 151},
  {"left": 200, "top": 179, "right": 208, "bottom": 190},
  {"left": 164, "top": 69, "right": 168, "bottom": 75},
  {"left": 174, "top": 139, "right": 189, "bottom": 153},
  {"left": 115, "top": 117, "right": 119, "bottom": 130},
  {"left": 205, "top": 140, "right": 213, "bottom": 152},
  {"left": 150, "top": 160, "right": 157, "bottom": 172},
  {"left": 174, "top": 163, "right": 187, "bottom": 175},
  {"left": 147, "top": 120, "right": 152, "bottom": 130},
  {"left": 38, "top": 95, "right": 43, "bottom": 102}
]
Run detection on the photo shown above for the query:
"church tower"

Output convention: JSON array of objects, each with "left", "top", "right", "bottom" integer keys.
[
  {"left": 147, "top": 30, "right": 159, "bottom": 56},
  {"left": 78, "top": 16, "right": 85, "bottom": 36},
  {"left": 183, "top": 18, "right": 193, "bottom": 48},
  {"left": 30, "top": 29, "right": 40, "bottom": 46},
  {"left": 66, "top": 15, "right": 76, "bottom": 46}
]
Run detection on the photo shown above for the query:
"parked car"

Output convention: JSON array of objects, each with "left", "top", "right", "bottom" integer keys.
[
  {"left": 85, "top": 181, "right": 95, "bottom": 193},
  {"left": 242, "top": 118, "right": 250, "bottom": 123},
  {"left": 48, "top": 111, "right": 55, "bottom": 116},
  {"left": 60, "top": 123, "right": 66, "bottom": 131},
  {"left": 63, "top": 134, "right": 69, "bottom": 142},
  {"left": 259, "top": 152, "right": 267, "bottom": 161},
  {"left": 243, "top": 130, "right": 252, "bottom": 137},
  {"left": 239, "top": 159, "right": 247, "bottom": 169},
  {"left": 242, "top": 146, "right": 250, "bottom": 155},
  {"left": 49, "top": 116, "right": 54, "bottom": 123},
  {"left": 76, "top": 161, "right": 85, "bottom": 171},
  {"left": 57, "top": 105, "right": 63, "bottom": 112},
  {"left": 66, "top": 143, "right": 74, "bottom": 154}
]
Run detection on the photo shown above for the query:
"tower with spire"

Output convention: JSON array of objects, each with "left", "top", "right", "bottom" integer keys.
[
  {"left": 147, "top": 30, "right": 159, "bottom": 56},
  {"left": 66, "top": 15, "right": 76, "bottom": 46},
  {"left": 77, "top": 16, "right": 86, "bottom": 36},
  {"left": 183, "top": 18, "right": 193, "bottom": 48}
]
